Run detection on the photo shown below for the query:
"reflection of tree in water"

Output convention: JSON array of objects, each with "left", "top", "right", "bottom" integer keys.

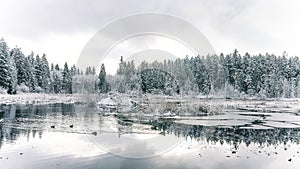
[
  {"left": 151, "top": 119, "right": 300, "bottom": 149},
  {"left": 0, "top": 103, "right": 76, "bottom": 149}
]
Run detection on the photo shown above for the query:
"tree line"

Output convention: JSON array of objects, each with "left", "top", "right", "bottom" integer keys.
[
  {"left": 112, "top": 50, "right": 300, "bottom": 98},
  {"left": 1, "top": 37, "right": 300, "bottom": 98},
  {"left": 0, "top": 38, "right": 104, "bottom": 94}
]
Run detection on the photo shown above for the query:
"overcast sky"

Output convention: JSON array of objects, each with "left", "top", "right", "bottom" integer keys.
[{"left": 1, "top": 0, "right": 300, "bottom": 73}]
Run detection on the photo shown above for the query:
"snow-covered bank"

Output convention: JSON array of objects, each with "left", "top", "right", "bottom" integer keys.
[
  {"left": 0, "top": 93, "right": 106, "bottom": 105},
  {"left": 0, "top": 93, "right": 132, "bottom": 105},
  {"left": 0, "top": 93, "right": 76, "bottom": 105},
  {"left": 1, "top": 93, "right": 300, "bottom": 115}
]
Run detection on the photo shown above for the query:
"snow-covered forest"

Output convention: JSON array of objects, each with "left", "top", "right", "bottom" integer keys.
[{"left": 1, "top": 37, "right": 300, "bottom": 98}]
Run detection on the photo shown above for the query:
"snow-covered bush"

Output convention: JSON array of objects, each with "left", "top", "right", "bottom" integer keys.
[
  {"left": 16, "top": 83, "right": 30, "bottom": 93},
  {"left": 225, "top": 82, "right": 239, "bottom": 99},
  {"left": 72, "top": 74, "right": 97, "bottom": 94},
  {"left": 35, "top": 86, "right": 44, "bottom": 93},
  {"left": 0, "top": 87, "right": 7, "bottom": 94},
  {"left": 164, "top": 87, "right": 175, "bottom": 96},
  {"left": 150, "top": 89, "right": 163, "bottom": 95}
]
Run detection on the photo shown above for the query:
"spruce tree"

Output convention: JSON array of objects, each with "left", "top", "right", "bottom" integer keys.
[
  {"left": 62, "top": 62, "right": 72, "bottom": 94},
  {"left": 7, "top": 55, "right": 17, "bottom": 94},
  {"left": 98, "top": 64, "right": 108, "bottom": 93},
  {"left": 34, "top": 55, "right": 43, "bottom": 89},
  {"left": 11, "top": 47, "right": 27, "bottom": 85},
  {"left": 26, "top": 53, "right": 37, "bottom": 91},
  {"left": 0, "top": 52, "right": 9, "bottom": 90},
  {"left": 41, "top": 54, "right": 51, "bottom": 92},
  {"left": 0, "top": 38, "right": 10, "bottom": 92}
]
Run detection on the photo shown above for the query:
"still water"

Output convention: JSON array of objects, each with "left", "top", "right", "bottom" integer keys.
[{"left": 0, "top": 102, "right": 300, "bottom": 169}]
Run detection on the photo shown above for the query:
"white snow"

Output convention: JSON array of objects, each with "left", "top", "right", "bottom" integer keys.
[
  {"left": 97, "top": 97, "right": 117, "bottom": 106},
  {"left": 0, "top": 93, "right": 76, "bottom": 105}
]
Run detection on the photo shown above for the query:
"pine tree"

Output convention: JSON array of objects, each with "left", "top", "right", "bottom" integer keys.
[
  {"left": 0, "top": 38, "right": 10, "bottom": 92},
  {"left": 117, "top": 56, "right": 125, "bottom": 75},
  {"left": 51, "top": 65, "right": 62, "bottom": 94},
  {"left": 26, "top": 53, "right": 37, "bottom": 91},
  {"left": 70, "top": 65, "right": 77, "bottom": 76},
  {"left": 0, "top": 52, "right": 9, "bottom": 90},
  {"left": 34, "top": 55, "right": 43, "bottom": 90},
  {"left": 7, "top": 55, "right": 17, "bottom": 94},
  {"left": 11, "top": 47, "right": 27, "bottom": 85},
  {"left": 41, "top": 54, "right": 51, "bottom": 92},
  {"left": 92, "top": 67, "right": 96, "bottom": 75},
  {"left": 98, "top": 64, "right": 109, "bottom": 93},
  {"left": 62, "top": 62, "right": 72, "bottom": 94},
  {"left": 190, "top": 56, "right": 211, "bottom": 94}
]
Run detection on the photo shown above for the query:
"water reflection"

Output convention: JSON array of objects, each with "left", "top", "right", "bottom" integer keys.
[
  {"left": 0, "top": 104, "right": 92, "bottom": 148},
  {"left": 0, "top": 103, "right": 300, "bottom": 169},
  {"left": 1, "top": 103, "right": 300, "bottom": 149},
  {"left": 152, "top": 120, "right": 300, "bottom": 148}
]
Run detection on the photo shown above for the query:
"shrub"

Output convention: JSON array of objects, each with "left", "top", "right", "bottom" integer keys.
[{"left": 16, "top": 83, "right": 30, "bottom": 93}]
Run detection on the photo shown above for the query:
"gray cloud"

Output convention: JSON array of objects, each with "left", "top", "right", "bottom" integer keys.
[
  {"left": 0, "top": 0, "right": 299, "bottom": 65},
  {"left": 0, "top": 0, "right": 255, "bottom": 37}
]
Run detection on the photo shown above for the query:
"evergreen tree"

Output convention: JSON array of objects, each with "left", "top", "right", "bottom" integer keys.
[
  {"left": 70, "top": 65, "right": 77, "bottom": 76},
  {"left": 51, "top": 65, "right": 62, "bottom": 94},
  {"left": 92, "top": 66, "right": 96, "bottom": 75},
  {"left": 62, "top": 62, "right": 72, "bottom": 94},
  {"left": 190, "top": 56, "right": 211, "bottom": 94},
  {"left": 26, "top": 53, "right": 37, "bottom": 91},
  {"left": 40, "top": 54, "right": 51, "bottom": 92},
  {"left": 0, "top": 52, "right": 9, "bottom": 90},
  {"left": 11, "top": 47, "right": 27, "bottom": 85},
  {"left": 34, "top": 55, "right": 43, "bottom": 91},
  {"left": 0, "top": 40, "right": 18, "bottom": 94},
  {"left": 0, "top": 38, "right": 11, "bottom": 92},
  {"left": 98, "top": 64, "right": 109, "bottom": 93},
  {"left": 7, "top": 55, "right": 17, "bottom": 94}
]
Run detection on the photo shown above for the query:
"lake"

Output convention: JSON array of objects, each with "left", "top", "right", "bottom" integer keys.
[{"left": 1, "top": 99, "right": 300, "bottom": 169}]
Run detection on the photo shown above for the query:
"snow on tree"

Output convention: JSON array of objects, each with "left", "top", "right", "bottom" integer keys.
[
  {"left": 98, "top": 64, "right": 109, "bottom": 93},
  {"left": 26, "top": 52, "right": 37, "bottom": 91},
  {"left": 7, "top": 55, "right": 18, "bottom": 94},
  {"left": 50, "top": 64, "right": 62, "bottom": 94},
  {"left": 3, "top": 36, "right": 300, "bottom": 98},
  {"left": 11, "top": 47, "right": 27, "bottom": 85},
  {"left": 0, "top": 38, "right": 10, "bottom": 89},
  {"left": 72, "top": 74, "right": 97, "bottom": 94},
  {"left": 34, "top": 55, "right": 43, "bottom": 91},
  {"left": 0, "top": 38, "right": 16, "bottom": 94},
  {"left": 0, "top": 52, "right": 10, "bottom": 90},
  {"left": 40, "top": 54, "right": 51, "bottom": 92},
  {"left": 62, "top": 62, "right": 72, "bottom": 94},
  {"left": 190, "top": 56, "right": 211, "bottom": 95}
]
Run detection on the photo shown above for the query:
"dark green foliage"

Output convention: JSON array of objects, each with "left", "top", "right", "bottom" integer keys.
[
  {"left": 140, "top": 68, "right": 179, "bottom": 94},
  {"left": 2, "top": 36, "right": 300, "bottom": 98},
  {"left": 190, "top": 56, "right": 211, "bottom": 94},
  {"left": 98, "top": 64, "right": 109, "bottom": 93},
  {"left": 0, "top": 52, "right": 10, "bottom": 90},
  {"left": 62, "top": 62, "right": 72, "bottom": 94}
]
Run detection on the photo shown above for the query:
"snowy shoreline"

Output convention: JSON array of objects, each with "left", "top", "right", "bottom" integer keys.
[
  {"left": 1, "top": 93, "right": 300, "bottom": 114},
  {"left": 0, "top": 93, "right": 78, "bottom": 105}
]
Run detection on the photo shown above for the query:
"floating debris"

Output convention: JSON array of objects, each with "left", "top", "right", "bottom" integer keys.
[{"left": 92, "top": 131, "right": 97, "bottom": 136}]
